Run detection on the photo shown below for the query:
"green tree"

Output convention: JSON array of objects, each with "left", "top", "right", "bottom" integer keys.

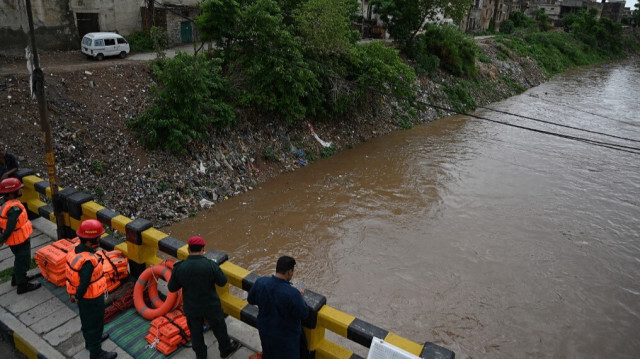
[
  {"left": 566, "top": 8, "right": 624, "bottom": 53},
  {"left": 196, "top": 0, "right": 419, "bottom": 122},
  {"left": 370, "top": 0, "right": 469, "bottom": 49},
  {"left": 197, "top": 0, "right": 242, "bottom": 54},
  {"left": 633, "top": 3, "right": 640, "bottom": 28},
  {"left": 509, "top": 11, "right": 535, "bottom": 29},
  {"left": 500, "top": 19, "right": 515, "bottom": 34},
  {"left": 535, "top": 9, "right": 552, "bottom": 32},
  {"left": 347, "top": 41, "right": 417, "bottom": 111},
  {"left": 127, "top": 53, "right": 234, "bottom": 152},
  {"left": 420, "top": 24, "right": 478, "bottom": 76},
  {"left": 199, "top": 0, "right": 322, "bottom": 121},
  {"left": 293, "top": 0, "right": 360, "bottom": 57}
]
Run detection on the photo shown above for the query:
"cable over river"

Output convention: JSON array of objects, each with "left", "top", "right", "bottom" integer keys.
[{"left": 167, "top": 59, "right": 640, "bottom": 358}]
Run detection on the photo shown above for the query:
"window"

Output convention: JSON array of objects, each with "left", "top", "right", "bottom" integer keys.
[
  {"left": 82, "top": 37, "right": 91, "bottom": 46},
  {"left": 117, "top": 38, "right": 128, "bottom": 44},
  {"left": 94, "top": 39, "right": 104, "bottom": 46},
  {"left": 104, "top": 39, "right": 116, "bottom": 46}
]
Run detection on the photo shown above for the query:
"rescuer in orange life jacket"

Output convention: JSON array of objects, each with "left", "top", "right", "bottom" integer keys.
[
  {"left": 66, "top": 219, "right": 117, "bottom": 359},
  {"left": 0, "top": 178, "right": 41, "bottom": 294}
]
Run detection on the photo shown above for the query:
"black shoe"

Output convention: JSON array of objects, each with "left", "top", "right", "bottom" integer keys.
[
  {"left": 17, "top": 282, "right": 41, "bottom": 294},
  {"left": 101, "top": 333, "right": 109, "bottom": 342},
  {"left": 91, "top": 351, "right": 117, "bottom": 359},
  {"left": 12, "top": 274, "right": 38, "bottom": 287},
  {"left": 221, "top": 339, "right": 240, "bottom": 358}
]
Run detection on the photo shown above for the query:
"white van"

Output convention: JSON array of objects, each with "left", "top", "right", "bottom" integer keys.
[{"left": 81, "top": 32, "right": 130, "bottom": 60}]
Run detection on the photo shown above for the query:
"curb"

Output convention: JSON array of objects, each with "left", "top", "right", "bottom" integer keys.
[
  {"left": 0, "top": 217, "right": 65, "bottom": 359},
  {"left": 0, "top": 319, "right": 40, "bottom": 358},
  {"left": 0, "top": 306, "right": 64, "bottom": 359}
]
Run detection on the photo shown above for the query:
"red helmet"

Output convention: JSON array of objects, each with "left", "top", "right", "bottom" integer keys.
[
  {"left": 77, "top": 219, "right": 105, "bottom": 239},
  {"left": 0, "top": 178, "right": 24, "bottom": 194}
]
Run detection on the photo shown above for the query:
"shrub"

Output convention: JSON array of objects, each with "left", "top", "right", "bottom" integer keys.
[
  {"left": 509, "top": 11, "right": 535, "bottom": 29},
  {"left": 150, "top": 26, "right": 168, "bottom": 58},
  {"left": 404, "top": 40, "right": 441, "bottom": 74},
  {"left": 347, "top": 41, "right": 417, "bottom": 113},
  {"left": 535, "top": 10, "right": 552, "bottom": 32},
  {"left": 499, "top": 19, "right": 515, "bottom": 34},
  {"left": 126, "top": 30, "right": 154, "bottom": 52},
  {"left": 127, "top": 52, "right": 235, "bottom": 153},
  {"left": 443, "top": 82, "right": 476, "bottom": 112},
  {"left": 420, "top": 24, "right": 478, "bottom": 77},
  {"left": 320, "top": 145, "right": 337, "bottom": 158}
]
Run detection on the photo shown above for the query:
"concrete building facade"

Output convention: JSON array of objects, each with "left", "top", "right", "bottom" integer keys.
[{"left": 0, "top": 0, "right": 77, "bottom": 55}]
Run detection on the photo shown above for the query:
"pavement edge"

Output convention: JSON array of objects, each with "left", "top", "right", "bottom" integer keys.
[{"left": 0, "top": 306, "right": 64, "bottom": 359}]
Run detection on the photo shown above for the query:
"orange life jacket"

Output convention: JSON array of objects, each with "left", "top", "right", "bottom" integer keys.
[
  {"left": 66, "top": 250, "right": 107, "bottom": 299},
  {"left": 0, "top": 199, "right": 33, "bottom": 246}
]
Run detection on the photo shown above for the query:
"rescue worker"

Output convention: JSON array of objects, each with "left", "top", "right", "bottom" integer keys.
[
  {"left": 168, "top": 236, "right": 240, "bottom": 359},
  {"left": 66, "top": 219, "right": 116, "bottom": 359},
  {"left": 248, "top": 256, "right": 309, "bottom": 359},
  {"left": 0, "top": 178, "right": 41, "bottom": 294}
]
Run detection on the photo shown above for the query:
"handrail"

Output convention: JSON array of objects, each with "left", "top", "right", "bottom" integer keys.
[{"left": 15, "top": 168, "right": 454, "bottom": 359}]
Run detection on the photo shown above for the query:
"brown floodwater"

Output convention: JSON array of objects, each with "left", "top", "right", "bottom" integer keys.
[{"left": 167, "top": 59, "right": 640, "bottom": 358}]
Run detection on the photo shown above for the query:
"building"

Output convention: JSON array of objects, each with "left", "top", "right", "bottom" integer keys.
[
  {"left": 0, "top": 0, "right": 77, "bottom": 55},
  {"left": 0, "top": 0, "right": 200, "bottom": 56},
  {"left": 600, "top": 0, "right": 627, "bottom": 22}
]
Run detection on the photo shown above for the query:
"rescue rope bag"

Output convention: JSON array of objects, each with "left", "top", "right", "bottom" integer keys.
[{"left": 133, "top": 260, "right": 182, "bottom": 320}]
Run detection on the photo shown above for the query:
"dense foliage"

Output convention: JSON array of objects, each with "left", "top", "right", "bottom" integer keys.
[
  {"left": 131, "top": 0, "right": 417, "bottom": 152},
  {"left": 126, "top": 27, "right": 168, "bottom": 53},
  {"left": 370, "top": 0, "right": 468, "bottom": 49},
  {"left": 562, "top": 9, "right": 624, "bottom": 53},
  {"left": 126, "top": 30, "right": 154, "bottom": 52},
  {"left": 127, "top": 52, "right": 234, "bottom": 152},
  {"left": 412, "top": 24, "right": 478, "bottom": 76},
  {"left": 499, "top": 11, "right": 536, "bottom": 34},
  {"left": 130, "top": 1, "right": 638, "bottom": 153}
]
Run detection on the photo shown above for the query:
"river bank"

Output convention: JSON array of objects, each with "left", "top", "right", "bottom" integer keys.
[{"left": 0, "top": 36, "right": 592, "bottom": 228}]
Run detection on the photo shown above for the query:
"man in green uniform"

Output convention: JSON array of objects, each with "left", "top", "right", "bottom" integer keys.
[
  {"left": 66, "top": 219, "right": 116, "bottom": 359},
  {"left": 0, "top": 178, "right": 41, "bottom": 294},
  {"left": 168, "top": 236, "right": 239, "bottom": 359}
]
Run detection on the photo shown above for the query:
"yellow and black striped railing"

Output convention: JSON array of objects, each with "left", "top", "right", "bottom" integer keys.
[{"left": 16, "top": 168, "right": 454, "bottom": 359}]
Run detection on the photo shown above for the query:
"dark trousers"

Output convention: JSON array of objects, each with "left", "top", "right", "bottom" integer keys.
[
  {"left": 9, "top": 239, "right": 30, "bottom": 286},
  {"left": 258, "top": 329, "right": 301, "bottom": 359},
  {"left": 78, "top": 296, "right": 105, "bottom": 358},
  {"left": 186, "top": 312, "right": 232, "bottom": 358}
]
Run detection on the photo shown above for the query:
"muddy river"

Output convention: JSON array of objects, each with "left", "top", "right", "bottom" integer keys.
[{"left": 167, "top": 59, "right": 640, "bottom": 358}]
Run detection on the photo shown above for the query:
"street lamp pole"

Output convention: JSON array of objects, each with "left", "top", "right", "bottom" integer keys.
[{"left": 25, "top": 0, "right": 66, "bottom": 240}]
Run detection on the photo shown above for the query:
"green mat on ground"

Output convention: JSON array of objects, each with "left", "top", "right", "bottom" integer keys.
[{"left": 37, "top": 276, "right": 181, "bottom": 359}]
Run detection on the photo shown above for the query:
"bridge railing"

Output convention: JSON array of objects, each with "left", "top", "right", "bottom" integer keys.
[{"left": 15, "top": 168, "right": 454, "bottom": 359}]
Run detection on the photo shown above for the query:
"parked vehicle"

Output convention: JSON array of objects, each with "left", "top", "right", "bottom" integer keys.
[{"left": 81, "top": 32, "right": 130, "bottom": 60}]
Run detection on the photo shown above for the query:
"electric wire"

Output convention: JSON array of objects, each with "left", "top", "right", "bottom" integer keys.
[
  {"left": 477, "top": 105, "right": 640, "bottom": 143},
  {"left": 421, "top": 102, "right": 640, "bottom": 155},
  {"left": 525, "top": 93, "right": 639, "bottom": 125}
]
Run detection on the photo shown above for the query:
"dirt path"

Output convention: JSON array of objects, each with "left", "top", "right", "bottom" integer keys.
[
  {"left": 0, "top": 44, "right": 198, "bottom": 76},
  {"left": 0, "top": 51, "right": 142, "bottom": 76}
]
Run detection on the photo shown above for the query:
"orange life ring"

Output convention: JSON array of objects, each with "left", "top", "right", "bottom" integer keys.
[{"left": 134, "top": 260, "right": 181, "bottom": 320}]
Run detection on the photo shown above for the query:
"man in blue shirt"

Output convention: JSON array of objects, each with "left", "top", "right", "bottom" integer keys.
[{"left": 248, "top": 256, "right": 309, "bottom": 359}]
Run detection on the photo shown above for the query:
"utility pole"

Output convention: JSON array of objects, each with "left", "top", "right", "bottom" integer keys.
[{"left": 25, "top": 0, "right": 66, "bottom": 239}]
